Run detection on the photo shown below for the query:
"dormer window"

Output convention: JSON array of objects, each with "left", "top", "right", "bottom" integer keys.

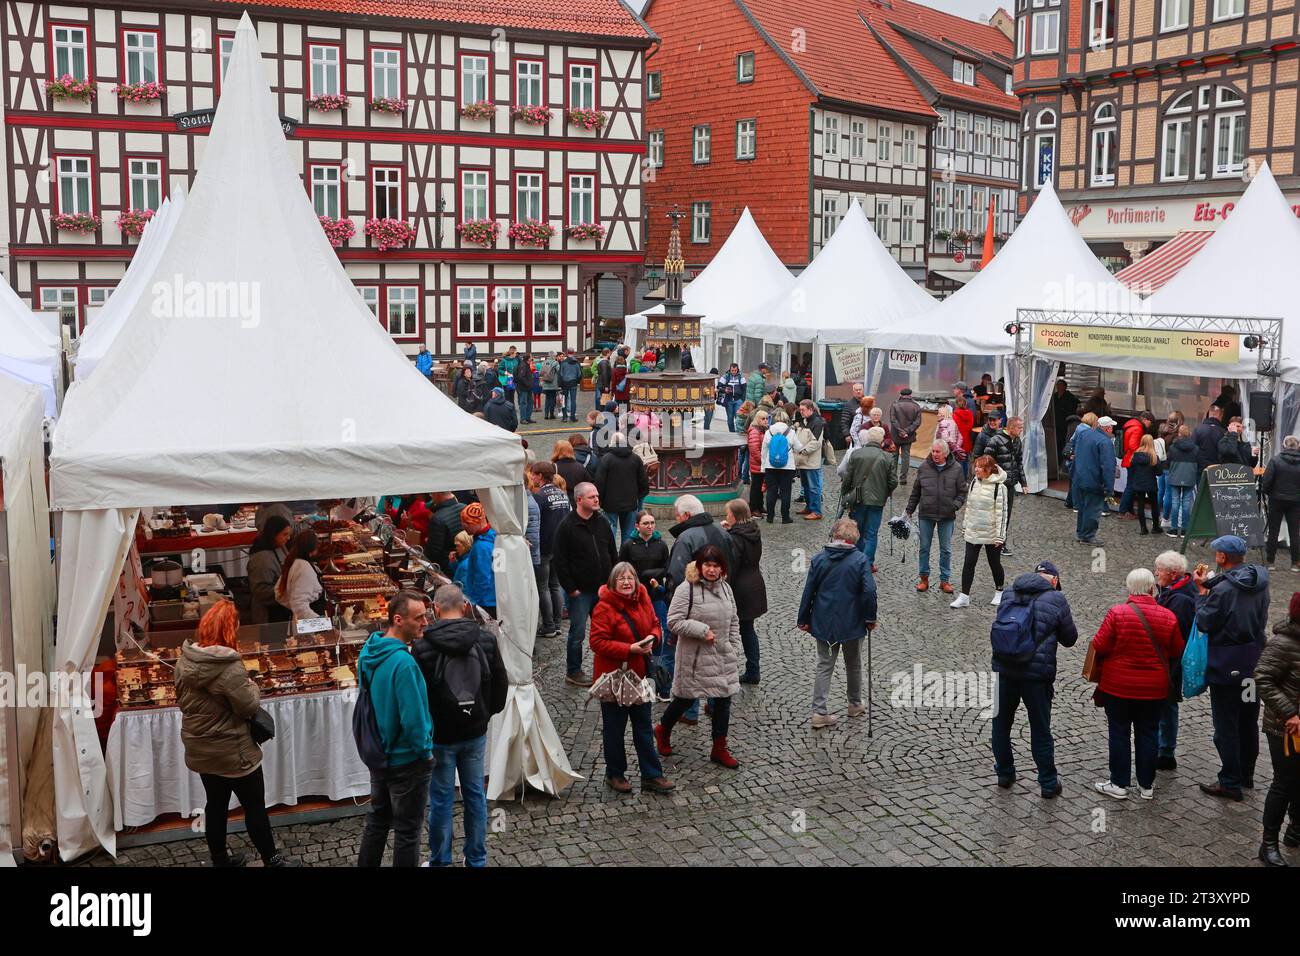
[{"left": 952, "top": 59, "right": 975, "bottom": 86}]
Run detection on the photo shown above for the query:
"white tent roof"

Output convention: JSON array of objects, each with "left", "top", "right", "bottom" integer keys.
[
  {"left": 870, "top": 182, "right": 1131, "bottom": 355},
  {"left": 710, "top": 200, "right": 934, "bottom": 343},
  {"left": 49, "top": 14, "right": 524, "bottom": 510},
  {"left": 1143, "top": 164, "right": 1299, "bottom": 383},
  {"left": 74, "top": 190, "right": 187, "bottom": 380},
  {"left": 625, "top": 207, "right": 794, "bottom": 333},
  {"left": 0, "top": 278, "right": 60, "bottom": 417}
]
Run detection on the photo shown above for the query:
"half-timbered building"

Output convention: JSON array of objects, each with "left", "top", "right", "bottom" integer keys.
[{"left": 0, "top": 0, "right": 653, "bottom": 356}]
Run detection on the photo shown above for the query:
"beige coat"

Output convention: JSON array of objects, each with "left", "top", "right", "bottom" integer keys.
[
  {"left": 962, "top": 465, "right": 1009, "bottom": 545},
  {"left": 666, "top": 562, "right": 742, "bottom": 698},
  {"left": 174, "top": 641, "right": 262, "bottom": 777},
  {"left": 794, "top": 423, "right": 824, "bottom": 469}
]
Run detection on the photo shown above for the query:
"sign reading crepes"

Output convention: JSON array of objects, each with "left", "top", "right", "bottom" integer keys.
[
  {"left": 828, "top": 345, "right": 867, "bottom": 383},
  {"left": 1032, "top": 324, "right": 1240, "bottom": 364},
  {"left": 889, "top": 350, "right": 921, "bottom": 372}
]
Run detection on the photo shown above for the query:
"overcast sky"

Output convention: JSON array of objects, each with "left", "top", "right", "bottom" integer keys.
[{"left": 634, "top": 0, "right": 1006, "bottom": 24}]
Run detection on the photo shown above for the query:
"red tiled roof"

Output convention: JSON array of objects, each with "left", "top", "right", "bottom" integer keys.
[
  {"left": 737, "top": 0, "right": 935, "bottom": 118},
  {"left": 212, "top": 0, "right": 652, "bottom": 40},
  {"left": 868, "top": 0, "right": 1013, "bottom": 59}
]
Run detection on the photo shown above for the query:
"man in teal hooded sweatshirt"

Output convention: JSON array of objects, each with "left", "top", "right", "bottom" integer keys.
[{"left": 356, "top": 591, "right": 434, "bottom": 867}]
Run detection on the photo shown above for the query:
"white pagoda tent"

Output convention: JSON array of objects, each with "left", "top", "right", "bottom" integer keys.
[
  {"left": 49, "top": 14, "right": 574, "bottom": 861},
  {"left": 0, "top": 275, "right": 61, "bottom": 418}
]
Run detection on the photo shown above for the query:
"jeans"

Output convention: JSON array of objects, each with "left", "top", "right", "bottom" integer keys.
[
  {"left": 704, "top": 405, "right": 715, "bottom": 431},
  {"left": 765, "top": 469, "right": 795, "bottom": 520},
  {"left": 917, "top": 517, "right": 954, "bottom": 582},
  {"left": 852, "top": 504, "right": 884, "bottom": 563},
  {"left": 1266, "top": 499, "right": 1300, "bottom": 564},
  {"left": 1158, "top": 701, "right": 1179, "bottom": 758},
  {"left": 199, "top": 767, "right": 277, "bottom": 863},
  {"left": 659, "top": 632, "right": 699, "bottom": 720},
  {"left": 725, "top": 398, "right": 741, "bottom": 432},
  {"left": 358, "top": 757, "right": 434, "bottom": 867},
  {"left": 543, "top": 389, "right": 557, "bottom": 418},
  {"left": 739, "top": 447, "right": 749, "bottom": 483},
  {"left": 960, "top": 542, "right": 1004, "bottom": 595},
  {"left": 739, "top": 619, "right": 760, "bottom": 680},
  {"left": 1209, "top": 681, "right": 1261, "bottom": 792},
  {"left": 811, "top": 640, "right": 861, "bottom": 714},
  {"left": 428, "top": 736, "right": 487, "bottom": 867},
  {"left": 1157, "top": 473, "right": 1170, "bottom": 521},
  {"left": 566, "top": 590, "right": 598, "bottom": 676},
  {"left": 799, "top": 467, "right": 823, "bottom": 516},
  {"left": 535, "top": 555, "right": 563, "bottom": 633},
  {"left": 600, "top": 701, "right": 663, "bottom": 781},
  {"left": 662, "top": 694, "right": 730, "bottom": 739},
  {"left": 607, "top": 510, "right": 636, "bottom": 542},
  {"left": 561, "top": 386, "right": 577, "bottom": 421},
  {"left": 990, "top": 677, "right": 1058, "bottom": 791},
  {"left": 1075, "top": 487, "right": 1103, "bottom": 541},
  {"left": 517, "top": 387, "right": 534, "bottom": 422},
  {"left": 1169, "top": 485, "right": 1194, "bottom": 532},
  {"left": 897, "top": 443, "right": 913, "bottom": 482},
  {"left": 1263, "top": 732, "right": 1300, "bottom": 836},
  {"left": 1103, "top": 696, "right": 1162, "bottom": 789}
]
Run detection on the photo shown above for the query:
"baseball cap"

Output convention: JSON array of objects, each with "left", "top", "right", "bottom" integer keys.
[
  {"left": 1209, "top": 534, "right": 1247, "bottom": 556},
  {"left": 1034, "top": 560, "right": 1060, "bottom": 578},
  {"left": 1096, "top": 416, "right": 1117, "bottom": 427}
]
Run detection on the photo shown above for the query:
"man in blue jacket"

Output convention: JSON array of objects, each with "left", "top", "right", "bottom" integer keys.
[
  {"left": 1072, "top": 414, "right": 1117, "bottom": 545},
  {"left": 448, "top": 502, "right": 497, "bottom": 618},
  {"left": 989, "top": 561, "right": 1078, "bottom": 798},
  {"left": 415, "top": 344, "right": 434, "bottom": 380},
  {"left": 356, "top": 591, "right": 434, "bottom": 867},
  {"left": 1194, "top": 535, "right": 1270, "bottom": 801},
  {"left": 798, "top": 517, "right": 877, "bottom": 730}
]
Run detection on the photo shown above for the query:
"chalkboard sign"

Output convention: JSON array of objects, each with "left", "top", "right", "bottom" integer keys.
[{"left": 1182, "top": 463, "right": 1264, "bottom": 551}]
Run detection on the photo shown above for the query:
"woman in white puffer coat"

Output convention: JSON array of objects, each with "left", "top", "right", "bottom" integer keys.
[{"left": 951, "top": 455, "right": 1009, "bottom": 609}]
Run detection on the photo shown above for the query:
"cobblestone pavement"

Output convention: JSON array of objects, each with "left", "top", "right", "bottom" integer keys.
[{"left": 90, "top": 420, "right": 1287, "bottom": 867}]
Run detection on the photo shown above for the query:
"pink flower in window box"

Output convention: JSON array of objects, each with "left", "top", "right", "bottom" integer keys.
[
  {"left": 116, "top": 208, "right": 155, "bottom": 238},
  {"left": 566, "top": 222, "right": 605, "bottom": 241},
  {"left": 510, "top": 105, "right": 553, "bottom": 126},
  {"left": 460, "top": 100, "right": 496, "bottom": 120},
  {"left": 567, "top": 108, "right": 607, "bottom": 131},
  {"left": 45, "top": 74, "right": 96, "bottom": 100},
  {"left": 508, "top": 219, "right": 555, "bottom": 247},
  {"left": 457, "top": 218, "right": 500, "bottom": 246},
  {"left": 307, "top": 93, "right": 351, "bottom": 112},
  {"left": 319, "top": 215, "right": 356, "bottom": 248},
  {"left": 52, "top": 212, "right": 102, "bottom": 234},
  {"left": 113, "top": 80, "right": 165, "bottom": 103},
  {"left": 364, "top": 217, "right": 416, "bottom": 251},
  {"left": 370, "top": 96, "right": 406, "bottom": 114}
]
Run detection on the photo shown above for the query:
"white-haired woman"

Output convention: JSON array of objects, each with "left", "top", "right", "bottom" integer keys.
[{"left": 1088, "top": 568, "right": 1186, "bottom": 800}]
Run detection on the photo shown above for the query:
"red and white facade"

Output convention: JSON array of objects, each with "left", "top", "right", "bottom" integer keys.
[{"left": 0, "top": 0, "right": 653, "bottom": 355}]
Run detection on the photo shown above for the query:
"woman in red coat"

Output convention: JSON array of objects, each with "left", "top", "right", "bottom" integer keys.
[
  {"left": 589, "top": 563, "right": 675, "bottom": 795},
  {"left": 747, "top": 409, "right": 769, "bottom": 517},
  {"left": 1090, "top": 567, "right": 1185, "bottom": 801},
  {"left": 952, "top": 398, "right": 975, "bottom": 454}
]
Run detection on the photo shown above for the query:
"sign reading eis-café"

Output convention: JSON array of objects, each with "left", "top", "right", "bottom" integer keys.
[{"left": 1033, "top": 324, "right": 1240, "bottom": 363}]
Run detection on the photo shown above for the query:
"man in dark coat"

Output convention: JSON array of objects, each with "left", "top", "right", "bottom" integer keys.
[
  {"left": 989, "top": 561, "right": 1077, "bottom": 798},
  {"left": 593, "top": 434, "right": 648, "bottom": 542},
  {"left": 798, "top": 517, "right": 877, "bottom": 729},
  {"left": 514, "top": 355, "right": 535, "bottom": 424},
  {"left": 1051, "top": 378, "right": 1079, "bottom": 460},
  {"left": 1262, "top": 434, "right": 1300, "bottom": 568},
  {"left": 984, "top": 416, "right": 1027, "bottom": 557},
  {"left": 1072, "top": 415, "right": 1117, "bottom": 545},
  {"left": 482, "top": 387, "right": 517, "bottom": 432},
  {"left": 1191, "top": 405, "right": 1226, "bottom": 474},
  {"left": 1217, "top": 418, "right": 1256, "bottom": 468},
  {"left": 889, "top": 388, "right": 922, "bottom": 485},
  {"left": 1154, "top": 550, "right": 1196, "bottom": 770},
  {"left": 724, "top": 501, "right": 767, "bottom": 684},
  {"left": 557, "top": 351, "right": 584, "bottom": 422},
  {"left": 552, "top": 481, "right": 618, "bottom": 686},
  {"left": 423, "top": 492, "right": 465, "bottom": 569},
  {"left": 905, "top": 441, "right": 967, "bottom": 594},
  {"left": 1194, "top": 535, "right": 1270, "bottom": 801},
  {"left": 665, "top": 495, "right": 731, "bottom": 597}
]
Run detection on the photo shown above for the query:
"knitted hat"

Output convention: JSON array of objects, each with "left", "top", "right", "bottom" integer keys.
[{"left": 461, "top": 501, "right": 488, "bottom": 531}]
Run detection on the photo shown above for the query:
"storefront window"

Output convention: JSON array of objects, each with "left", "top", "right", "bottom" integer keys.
[{"left": 740, "top": 336, "right": 764, "bottom": 377}]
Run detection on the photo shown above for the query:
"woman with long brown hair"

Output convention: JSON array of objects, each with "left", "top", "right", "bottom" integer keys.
[
  {"left": 274, "top": 530, "right": 323, "bottom": 619},
  {"left": 551, "top": 439, "right": 589, "bottom": 507}
]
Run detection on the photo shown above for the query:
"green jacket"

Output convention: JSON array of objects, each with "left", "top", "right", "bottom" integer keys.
[
  {"left": 745, "top": 370, "right": 767, "bottom": 405},
  {"left": 840, "top": 442, "right": 898, "bottom": 508}
]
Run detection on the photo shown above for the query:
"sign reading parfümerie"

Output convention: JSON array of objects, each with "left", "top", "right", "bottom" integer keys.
[
  {"left": 173, "top": 109, "right": 298, "bottom": 136},
  {"left": 1032, "top": 323, "right": 1240, "bottom": 364},
  {"left": 1181, "top": 463, "right": 1263, "bottom": 552}
]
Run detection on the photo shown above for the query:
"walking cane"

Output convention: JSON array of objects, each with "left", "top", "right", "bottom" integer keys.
[{"left": 867, "top": 625, "right": 874, "bottom": 739}]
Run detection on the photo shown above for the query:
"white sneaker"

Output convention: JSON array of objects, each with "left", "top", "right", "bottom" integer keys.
[
  {"left": 990, "top": 589, "right": 1003, "bottom": 606},
  {"left": 810, "top": 713, "right": 838, "bottom": 729},
  {"left": 1138, "top": 786, "right": 1154, "bottom": 800},
  {"left": 950, "top": 593, "right": 970, "bottom": 608},
  {"left": 1094, "top": 780, "right": 1128, "bottom": 800}
]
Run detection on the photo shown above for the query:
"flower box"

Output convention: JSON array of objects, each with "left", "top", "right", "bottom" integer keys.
[
  {"left": 510, "top": 105, "right": 553, "bottom": 126},
  {"left": 52, "top": 212, "right": 101, "bottom": 234},
  {"left": 114, "top": 80, "right": 164, "bottom": 103},
  {"left": 45, "top": 74, "right": 95, "bottom": 100},
  {"left": 460, "top": 101, "right": 496, "bottom": 120},
  {"left": 370, "top": 96, "right": 406, "bottom": 114},
  {"left": 116, "top": 208, "right": 155, "bottom": 238},
  {"left": 319, "top": 216, "right": 356, "bottom": 248},
  {"left": 508, "top": 219, "right": 556, "bottom": 247},
  {"left": 567, "top": 108, "right": 607, "bottom": 131},
  {"left": 933, "top": 229, "right": 951, "bottom": 241},
  {"left": 457, "top": 218, "right": 500, "bottom": 246},
  {"left": 307, "top": 93, "right": 351, "bottom": 112},
  {"left": 566, "top": 222, "right": 606, "bottom": 242},
  {"left": 363, "top": 217, "right": 416, "bottom": 251}
]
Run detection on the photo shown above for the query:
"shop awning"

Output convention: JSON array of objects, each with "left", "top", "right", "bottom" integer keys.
[
  {"left": 932, "top": 269, "right": 977, "bottom": 285},
  {"left": 1114, "top": 231, "right": 1213, "bottom": 294}
]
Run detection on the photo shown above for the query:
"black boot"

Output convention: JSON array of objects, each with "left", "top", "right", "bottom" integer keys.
[
  {"left": 1284, "top": 821, "right": 1300, "bottom": 849},
  {"left": 264, "top": 852, "right": 302, "bottom": 867},
  {"left": 1259, "top": 834, "right": 1288, "bottom": 867},
  {"left": 211, "top": 851, "right": 249, "bottom": 867}
]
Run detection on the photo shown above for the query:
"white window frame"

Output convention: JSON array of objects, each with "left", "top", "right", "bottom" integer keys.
[
  {"left": 372, "top": 166, "right": 402, "bottom": 220},
  {"left": 1090, "top": 104, "right": 1117, "bottom": 187},
  {"left": 219, "top": 36, "right": 234, "bottom": 83},
  {"left": 1161, "top": 118, "right": 1191, "bottom": 181},
  {"left": 371, "top": 48, "right": 401, "bottom": 101},
  {"left": 461, "top": 54, "right": 489, "bottom": 106},
  {"left": 901, "top": 200, "right": 915, "bottom": 244},
  {"left": 532, "top": 286, "right": 562, "bottom": 336},
  {"left": 933, "top": 182, "right": 950, "bottom": 232},
  {"left": 461, "top": 169, "right": 490, "bottom": 221},
  {"left": 457, "top": 286, "right": 488, "bottom": 337},
  {"left": 1034, "top": 133, "right": 1056, "bottom": 189},
  {"left": 737, "top": 52, "right": 755, "bottom": 83},
  {"left": 692, "top": 124, "right": 711, "bottom": 164},
  {"left": 850, "top": 119, "right": 866, "bottom": 160},
  {"left": 955, "top": 114, "right": 968, "bottom": 152},
  {"left": 568, "top": 174, "right": 595, "bottom": 225},
  {"left": 874, "top": 200, "right": 890, "bottom": 242},
  {"left": 822, "top": 194, "right": 841, "bottom": 242},
  {"left": 1016, "top": 15, "right": 1025, "bottom": 57},
  {"left": 494, "top": 286, "right": 525, "bottom": 336},
  {"left": 646, "top": 71, "right": 661, "bottom": 100},
  {"left": 515, "top": 59, "right": 544, "bottom": 108},
  {"left": 935, "top": 112, "right": 950, "bottom": 149},
  {"left": 57, "top": 156, "right": 92, "bottom": 214},
  {"left": 973, "top": 118, "right": 987, "bottom": 156},
  {"left": 52, "top": 25, "right": 88, "bottom": 81},
  {"left": 308, "top": 44, "right": 341, "bottom": 98},
  {"left": 515, "top": 172, "right": 543, "bottom": 222},
  {"left": 877, "top": 123, "right": 891, "bottom": 162},
  {"left": 903, "top": 127, "right": 917, "bottom": 165},
  {"left": 1005, "top": 73, "right": 1013, "bottom": 95},
  {"left": 358, "top": 286, "right": 379, "bottom": 317},
  {"left": 386, "top": 286, "right": 419, "bottom": 338},
  {"left": 123, "top": 30, "right": 159, "bottom": 85},
  {"left": 1213, "top": 111, "right": 1246, "bottom": 177},
  {"left": 736, "top": 119, "right": 756, "bottom": 160},
  {"left": 1031, "top": 11, "right": 1059, "bottom": 54},
  {"left": 127, "top": 157, "right": 163, "bottom": 212},
  {"left": 1089, "top": 0, "right": 1114, "bottom": 49},
  {"left": 568, "top": 63, "right": 596, "bottom": 111},
  {"left": 1213, "top": 0, "right": 1244, "bottom": 21},
  {"left": 953, "top": 184, "right": 968, "bottom": 231},
  {"left": 648, "top": 130, "right": 664, "bottom": 168},
  {"left": 691, "top": 202, "right": 711, "bottom": 243},
  {"left": 1161, "top": 0, "right": 1189, "bottom": 31},
  {"left": 311, "top": 164, "right": 341, "bottom": 219},
  {"left": 823, "top": 115, "right": 840, "bottom": 158}
]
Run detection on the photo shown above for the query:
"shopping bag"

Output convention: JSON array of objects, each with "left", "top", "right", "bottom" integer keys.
[
  {"left": 1181, "top": 621, "right": 1208, "bottom": 699},
  {"left": 1081, "top": 640, "right": 1100, "bottom": 683}
]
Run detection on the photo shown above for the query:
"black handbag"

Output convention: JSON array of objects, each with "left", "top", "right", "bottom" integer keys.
[
  {"left": 249, "top": 706, "right": 276, "bottom": 745},
  {"left": 619, "top": 610, "right": 670, "bottom": 692}
]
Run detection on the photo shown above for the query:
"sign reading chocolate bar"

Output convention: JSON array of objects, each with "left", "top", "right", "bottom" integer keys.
[
  {"left": 173, "top": 109, "right": 298, "bottom": 136},
  {"left": 295, "top": 616, "right": 333, "bottom": 635}
]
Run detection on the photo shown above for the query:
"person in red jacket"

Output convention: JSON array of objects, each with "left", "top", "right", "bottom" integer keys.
[
  {"left": 399, "top": 494, "right": 432, "bottom": 545},
  {"left": 589, "top": 562, "right": 675, "bottom": 795},
  {"left": 747, "top": 410, "right": 769, "bottom": 517},
  {"left": 1090, "top": 567, "right": 1185, "bottom": 800},
  {"left": 1118, "top": 412, "right": 1154, "bottom": 518}
]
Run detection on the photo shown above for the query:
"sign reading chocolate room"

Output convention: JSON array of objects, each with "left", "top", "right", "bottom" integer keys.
[{"left": 1032, "top": 324, "right": 1240, "bottom": 364}]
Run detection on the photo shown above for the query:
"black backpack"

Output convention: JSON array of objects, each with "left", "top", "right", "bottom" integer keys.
[
  {"left": 352, "top": 663, "right": 388, "bottom": 770},
  {"left": 427, "top": 642, "right": 490, "bottom": 737}
]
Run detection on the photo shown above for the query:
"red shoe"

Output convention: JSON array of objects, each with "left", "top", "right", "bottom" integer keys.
[
  {"left": 916, "top": 575, "right": 929, "bottom": 593},
  {"left": 654, "top": 723, "right": 672, "bottom": 756},
  {"left": 871, "top": 564, "right": 878, "bottom": 573},
  {"left": 940, "top": 581, "right": 954, "bottom": 594},
  {"left": 710, "top": 736, "right": 739, "bottom": 769}
]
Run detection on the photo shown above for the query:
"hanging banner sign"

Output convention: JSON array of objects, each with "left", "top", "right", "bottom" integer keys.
[
  {"left": 889, "top": 350, "right": 921, "bottom": 372},
  {"left": 827, "top": 345, "right": 866, "bottom": 383},
  {"left": 1031, "top": 324, "right": 1240, "bottom": 364},
  {"left": 173, "top": 109, "right": 298, "bottom": 136}
]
